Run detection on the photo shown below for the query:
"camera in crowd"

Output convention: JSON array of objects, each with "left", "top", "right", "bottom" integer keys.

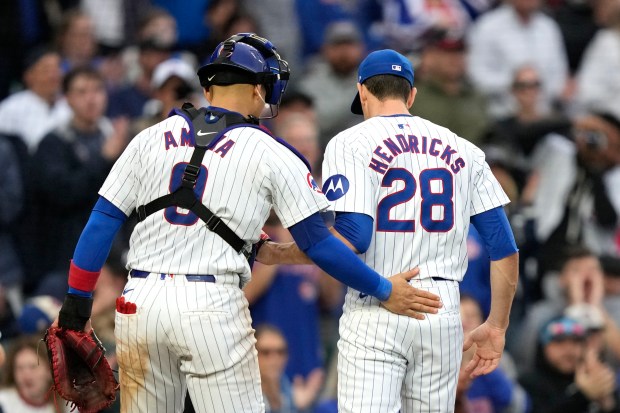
[
  {"left": 570, "top": 112, "right": 620, "bottom": 171},
  {"left": 574, "top": 128, "right": 608, "bottom": 151}
]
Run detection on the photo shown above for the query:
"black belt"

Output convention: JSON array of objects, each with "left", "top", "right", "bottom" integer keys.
[{"left": 130, "top": 269, "right": 215, "bottom": 283}]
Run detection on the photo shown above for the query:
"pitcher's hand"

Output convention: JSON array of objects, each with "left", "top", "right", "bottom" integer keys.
[{"left": 463, "top": 321, "right": 506, "bottom": 377}]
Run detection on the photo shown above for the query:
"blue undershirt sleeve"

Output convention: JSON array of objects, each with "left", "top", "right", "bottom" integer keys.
[
  {"left": 333, "top": 212, "right": 374, "bottom": 253},
  {"left": 72, "top": 197, "right": 128, "bottom": 272},
  {"left": 289, "top": 212, "right": 392, "bottom": 301},
  {"left": 470, "top": 206, "right": 518, "bottom": 261}
]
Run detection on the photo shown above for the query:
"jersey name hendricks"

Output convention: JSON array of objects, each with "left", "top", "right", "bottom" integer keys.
[{"left": 368, "top": 134, "right": 466, "bottom": 175}]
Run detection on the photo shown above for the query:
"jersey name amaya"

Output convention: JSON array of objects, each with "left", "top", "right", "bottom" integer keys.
[{"left": 162, "top": 126, "right": 236, "bottom": 158}]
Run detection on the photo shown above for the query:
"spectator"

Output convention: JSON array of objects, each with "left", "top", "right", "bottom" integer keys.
[
  {"left": 275, "top": 114, "right": 322, "bottom": 175},
  {"left": 298, "top": 21, "right": 365, "bottom": 150},
  {"left": 250, "top": 0, "right": 302, "bottom": 71},
  {"left": 575, "top": 1, "right": 620, "bottom": 120},
  {"left": 17, "top": 295, "right": 61, "bottom": 335},
  {"left": 0, "top": 336, "right": 69, "bottom": 412},
  {"left": 466, "top": 0, "right": 569, "bottom": 118},
  {"left": 267, "top": 89, "right": 317, "bottom": 138},
  {"left": 56, "top": 9, "right": 99, "bottom": 73},
  {"left": 133, "top": 57, "right": 201, "bottom": 134},
  {"left": 255, "top": 324, "right": 298, "bottom": 413},
  {"left": 533, "top": 113, "right": 620, "bottom": 273},
  {"left": 196, "top": 0, "right": 258, "bottom": 63},
  {"left": 0, "top": 48, "right": 70, "bottom": 152},
  {"left": 107, "top": 37, "right": 171, "bottom": 120},
  {"left": 602, "top": 255, "right": 620, "bottom": 325},
  {"left": 369, "top": 0, "right": 475, "bottom": 52},
  {"left": 412, "top": 36, "right": 489, "bottom": 146},
  {"left": 0, "top": 0, "right": 54, "bottom": 100},
  {"left": 81, "top": 0, "right": 152, "bottom": 49},
  {"left": 107, "top": 8, "right": 177, "bottom": 120},
  {"left": 597, "top": 255, "right": 620, "bottom": 364},
  {"left": 551, "top": 0, "right": 600, "bottom": 76},
  {"left": 484, "top": 65, "right": 571, "bottom": 195},
  {"left": 294, "top": 1, "right": 352, "bottom": 59},
  {"left": 519, "top": 316, "right": 620, "bottom": 413},
  {"left": 515, "top": 247, "right": 620, "bottom": 372},
  {"left": 151, "top": 0, "right": 209, "bottom": 50},
  {"left": 130, "top": 6, "right": 178, "bottom": 56},
  {"left": 32, "top": 67, "right": 129, "bottom": 281}
]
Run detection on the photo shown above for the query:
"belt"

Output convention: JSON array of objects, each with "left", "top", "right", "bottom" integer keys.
[
  {"left": 130, "top": 269, "right": 216, "bottom": 283},
  {"left": 431, "top": 277, "right": 450, "bottom": 281}
]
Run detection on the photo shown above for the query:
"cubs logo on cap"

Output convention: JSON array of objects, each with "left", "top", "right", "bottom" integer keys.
[
  {"left": 351, "top": 49, "right": 414, "bottom": 115},
  {"left": 539, "top": 316, "right": 586, "bottom": 345}
]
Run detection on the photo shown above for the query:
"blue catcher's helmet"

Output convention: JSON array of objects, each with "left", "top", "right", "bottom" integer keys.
[{"left": 197, "top": 33, "right": 290, "bottom": 106}]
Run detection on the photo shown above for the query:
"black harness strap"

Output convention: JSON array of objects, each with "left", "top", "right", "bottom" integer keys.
[{"left": 136, "top": 103, "right": 257, "bottom": 255}]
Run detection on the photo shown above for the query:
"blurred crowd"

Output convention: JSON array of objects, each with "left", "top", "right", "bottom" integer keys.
[{"left": 0, "top": 0, "right": 619, "bottom": 412}]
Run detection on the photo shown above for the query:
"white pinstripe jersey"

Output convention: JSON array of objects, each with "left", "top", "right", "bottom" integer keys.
[
  {"left": 100, "top": 114, "right": 328, "bottom": 284},
  {"left": 322, "top": 115, "right": 509, "bottom": 282}
]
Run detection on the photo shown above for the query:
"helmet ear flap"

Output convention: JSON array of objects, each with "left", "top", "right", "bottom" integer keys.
[{"left": 263, "top": 82, "right": 274, "bottom": 104}]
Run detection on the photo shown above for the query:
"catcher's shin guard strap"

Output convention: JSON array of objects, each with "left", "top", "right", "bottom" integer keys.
[{"left": 58, "top": 294, "right": 93, "bottom": 331}]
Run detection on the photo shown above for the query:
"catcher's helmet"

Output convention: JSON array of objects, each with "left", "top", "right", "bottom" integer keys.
[{"left": 198, "top": 33, "right": 290, "bottom": 106}]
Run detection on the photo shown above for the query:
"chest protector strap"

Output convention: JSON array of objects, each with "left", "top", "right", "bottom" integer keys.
[{"left": 136, "top": 103, "right": 258, "bottom": 256}]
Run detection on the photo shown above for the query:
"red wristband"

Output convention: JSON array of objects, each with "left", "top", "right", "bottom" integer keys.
[
  {"left": 68, "top": 260, "right": 100, "bottom": 292},
  {"left": 255, "top": 231, "right": 272, "bottom": 255}
]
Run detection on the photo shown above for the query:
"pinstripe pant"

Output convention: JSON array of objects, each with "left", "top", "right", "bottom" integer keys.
[
  {"left": 115, "top": 273, "right": 264, "bottom": 413},
  {"left": 338, "top": 278, "right": 463, "bottom": 413}
]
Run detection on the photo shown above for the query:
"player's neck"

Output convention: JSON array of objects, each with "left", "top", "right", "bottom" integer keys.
[
  {"left": 365, "top": 100, "right": 411, "bottom": 119},
  {"left": 210, "top": 95, "right": 257, "bottom": 119}
]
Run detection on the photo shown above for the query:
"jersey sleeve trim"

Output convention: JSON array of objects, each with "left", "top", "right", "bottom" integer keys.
[{"left": 470, "top": 206, "right": 518, "bottom": 260}]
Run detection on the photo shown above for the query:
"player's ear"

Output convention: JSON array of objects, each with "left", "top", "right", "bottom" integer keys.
[
  {"left": 254, "top": 85, "right": 261, "bottom": 99},
  {"left": 358, "top": 83, "right": 367, "bottom": 107},
  {"left": 406, "top": 87, "right": 417, "bottom": 109},
  {"left": 203, "top": 87, "right": 212, "bottom": 104}
]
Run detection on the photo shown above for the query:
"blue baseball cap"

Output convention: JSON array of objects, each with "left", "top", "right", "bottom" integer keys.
[
  {"left": 351, "top": 49, "right": 415, "bottom": 115},
  {"left": 539, "top": 316, "right": 587, "bottom": 345}
]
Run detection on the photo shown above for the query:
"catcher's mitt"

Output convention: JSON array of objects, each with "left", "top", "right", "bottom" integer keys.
[{"left": 44, "top": 327, "right": 119, "bottom": 413}]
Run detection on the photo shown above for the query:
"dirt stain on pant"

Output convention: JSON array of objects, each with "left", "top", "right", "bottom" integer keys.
[{"left": 115, "top": 312, "right": 149, "bottom": 412}]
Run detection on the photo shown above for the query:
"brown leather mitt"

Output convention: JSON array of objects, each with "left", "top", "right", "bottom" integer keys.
[{"left": 44, "top": 327, "right": 119, "bottom": 413}]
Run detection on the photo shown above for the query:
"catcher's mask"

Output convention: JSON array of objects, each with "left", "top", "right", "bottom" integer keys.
[{"left": 197, "top": 33, "right": 290, "bottom": 118}]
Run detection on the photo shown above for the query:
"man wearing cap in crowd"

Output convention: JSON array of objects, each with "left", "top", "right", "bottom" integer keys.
[
  {"left": 106, "top": 36, "right": 173, "bottom": 120},
  {"left": 412, "top": 36, "right": 489, "bottom": 146},
  {"left": 320, "top": 47, "right": 519, "bottom": 412},
  {"left": 132, "top": 57, "right": 200, "bottom": 134},
  {"left": 515, "top": 247, "right": 615, "bottom": 373},
  {"left": 299, "top": 20, "right": 366, "bottom": 150},
  {"left": 519, "top": 316, "right": 620, "bottom": 412},
  {"left": 0, "top": 48, "right": 70, "bottom": 153}
]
